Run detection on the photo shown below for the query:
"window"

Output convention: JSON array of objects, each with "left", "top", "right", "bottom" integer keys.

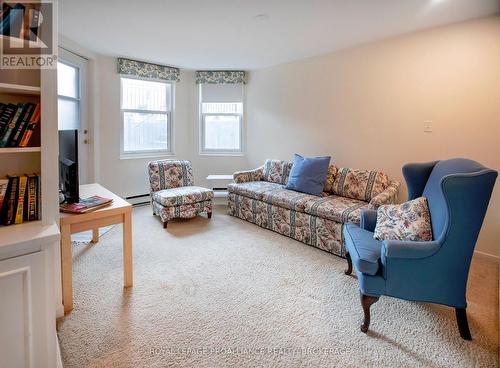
[
  {"left": 199, "top": 83, "right": 244, "bottom": 154},
  {"left": 57, "top": 61, "right": 80, "bottom": 130},
  {"left": 120, "top": 77, "right": 173, "bottom": 156}
]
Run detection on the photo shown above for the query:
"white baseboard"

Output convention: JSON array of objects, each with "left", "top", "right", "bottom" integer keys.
[{"left": 473, "top": 250, "right": 500, "bottom": 263}]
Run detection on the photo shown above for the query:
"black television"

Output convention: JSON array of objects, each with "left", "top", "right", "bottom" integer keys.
[{"left": 59, "top": 130, "right": 79, "bottom": 203}]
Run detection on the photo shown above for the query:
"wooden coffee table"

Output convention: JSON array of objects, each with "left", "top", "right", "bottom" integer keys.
[{"left": 59, "top": 183, "right": 133, "bottom": 313}]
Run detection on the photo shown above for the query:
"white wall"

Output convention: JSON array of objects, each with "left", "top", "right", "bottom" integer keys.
[{"left": 245, "top": 17, "right": 500, "bottom": 258}]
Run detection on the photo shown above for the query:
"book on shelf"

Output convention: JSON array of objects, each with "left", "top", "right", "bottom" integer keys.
[
  {"left": 0, "top": 2, "right": 42, "bottom": 41},
  {"left": 0, "top": 101, "right": 40, "bottom": 148},
  {"left": 0, "top": 3, "right": 25, "bottom": 38},
  {"left": 0, "top": 3, "right": 12, "bottom": 24},
  {"left": 0, "top": 103, "right": 24, "bottom": 147},
  {"left": 0, "top": 174, "right": 40, "bottom": 226},
  {"left": 0, "top": 103, "right": 17, "bottom": 137},
  {"left": 60, "top": 196, "right": 113, "bottom": 214},
  {"left": 25, "top": 174, "right": 38, "bottom": 221},
  {"left": 14, "top": 175, "right": 27, "bottom": 224},
  {"left": 10, "top": 102, "right": 35, "bottom": 147},
  {"left": 0, "top": 178, "right": 8, "bottom": 212},
  {"left": 2, "top": 176, "right": 19, "bottom": 225},
  {"left": 26, "top": 8, "right": 41, "bottom": 42},
  {"left": 18, "top": 103, "right": 40, "bottom": 147}
]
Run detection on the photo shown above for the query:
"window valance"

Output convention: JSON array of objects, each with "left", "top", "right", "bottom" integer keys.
[
  {"left": 117, "top": 58, "right": 180, "bottom": 82},
  {"left": 195, "top": 70, "right": 246, "bottom": 84}
]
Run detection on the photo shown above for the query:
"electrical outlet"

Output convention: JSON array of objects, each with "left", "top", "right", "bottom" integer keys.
[{"left": 424, "top": 120, "right": 433, "bottom": 133}]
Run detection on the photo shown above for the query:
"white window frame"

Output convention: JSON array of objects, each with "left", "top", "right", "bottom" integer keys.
[
  {"left": 119, "top": 75, "right": 174, "bottom": 159},
  {"left": 199, "top": 84, "right": 244, "bottom": 156}
]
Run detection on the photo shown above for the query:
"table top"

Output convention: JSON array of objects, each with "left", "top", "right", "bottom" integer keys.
[
  {"left": 60, "top": 183, "right": 131, "bottom": 224},
  {"left": 206, "top": 175, "right": 233, "bottom": 180}
]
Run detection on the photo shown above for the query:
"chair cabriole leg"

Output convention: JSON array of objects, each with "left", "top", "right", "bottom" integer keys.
[
  {"left": 455, "top": 308, "right": 472, "bottom": 340},
  {"left": 345, "top": 252, "right": 353, "bottom": 275},
  {"left": 360, "top": 292, "right": 379, "bottom": 333}
]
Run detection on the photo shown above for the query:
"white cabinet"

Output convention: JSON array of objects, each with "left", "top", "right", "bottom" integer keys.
[
  {"left": 0, "top": 251, "right": 51, "bottom": 368},
  {"left": 0, "top": 222, "right": 60, "bottom": 368}
]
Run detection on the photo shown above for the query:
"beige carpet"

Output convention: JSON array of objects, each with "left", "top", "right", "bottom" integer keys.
[{"left": 57, "top": 205, "right": 499, "bottom": 368}]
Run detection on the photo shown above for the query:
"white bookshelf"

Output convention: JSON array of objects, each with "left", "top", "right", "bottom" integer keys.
[
  {"left": 0, "top": 66, "right": 60, "bottom": 367},
  {"left": 0, "top": 147, "right": 41, "bottom": 153},
  {"left": 0, "top": 82, "right": 41, "bottom": 96},
  {"left": 0, "top": 72, "right": 60, "bottom": 240},
  {"left": 0, "top": 79, "right": 43, "bottom": 228},
  {"left": 0, "top": 220, "right": 60, "bottom": 259}
]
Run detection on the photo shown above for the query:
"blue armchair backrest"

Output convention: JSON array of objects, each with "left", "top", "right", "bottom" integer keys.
[
  {"left": 404, "top": 158, "right": 497, "bottom": 248},
  {"left": 399, "top": 159, "right": 497, "bottom": 308}
]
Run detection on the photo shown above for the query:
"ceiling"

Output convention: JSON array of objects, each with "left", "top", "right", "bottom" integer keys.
[{"left": 59, "top": 0, "right": 499, "bottom": 70}]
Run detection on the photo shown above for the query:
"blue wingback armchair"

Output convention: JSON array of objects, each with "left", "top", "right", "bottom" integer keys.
[{"left": 343, "top": 158, "right": 497, "bottom": 339}]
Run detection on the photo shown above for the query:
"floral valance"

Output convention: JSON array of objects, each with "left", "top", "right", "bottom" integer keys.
[
  {"left": 117, "top": 58, "right": 180, "bottom": 82},
  {"left": 195, "top": 70, "right": 246, "bottom": 84}
]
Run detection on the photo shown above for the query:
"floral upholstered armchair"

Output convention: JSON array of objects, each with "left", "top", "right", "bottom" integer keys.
[{"left": 148, "top": 160, "right": 213, "bottom": 228}]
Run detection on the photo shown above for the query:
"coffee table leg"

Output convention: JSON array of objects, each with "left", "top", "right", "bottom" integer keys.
[
  {"left": 61, "top": 224, "right": 73, "bottom": 313},
  {"left": 123, "top": 211, "right": 133, "bottom": 287},
  {"left": 91, "top": 228, "right": 99, "bottom": 243}
]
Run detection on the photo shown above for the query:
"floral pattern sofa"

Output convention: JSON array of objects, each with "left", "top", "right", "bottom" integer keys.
[{"left": 228, "top": 159, "right": 400, "bottom": 258}]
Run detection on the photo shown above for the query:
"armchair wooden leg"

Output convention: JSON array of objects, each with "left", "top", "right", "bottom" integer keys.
[
  {"left": 360, "top": 292, "right": 379, "bottom": 333},
  {"left": 345, "top": 252, "right": 353, "bottom": 275},
  {"left": 455, "top": 308, "right": 472, "bottom": 340},
  {"left": 207, "top": 211, "right": 212, "bottom": 219},
  {"left": 163, "top": 221, "right": 168, "bottom": 229}
]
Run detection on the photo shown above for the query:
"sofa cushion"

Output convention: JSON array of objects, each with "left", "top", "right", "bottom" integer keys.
[
  {"left": 152, "top": 186, "right": 213, "bottom": 207},
  {"left": 323, "top": 165, "right": 339, "bottom": 193},
  {"left": 303, "top": 195, "right": 369, "bottom": 224},
  {"left": 227, "top": 181, "right": 283, "bottom": 201},
  {"left": 332, "top": 168, "right": 389, "bottom": 201},
  {"left": 285, "top": 154, "right": 331, "bottom": 196},
  {"left": 374, "top": 197, "right": 433, "bottom": 241},
  {"left": 263, "top": 159, "right": 293, "bottom": 185},
  {"left": 261, "top": 188, "right": 319, "bottom": 212},
  {"left": 343, "top": 223, "right": 382, "bottom": 275}
]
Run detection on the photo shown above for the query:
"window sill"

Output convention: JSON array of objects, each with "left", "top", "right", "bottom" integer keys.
[
  {"left": 120, "top": 151, "right": 175, "bottom": 160},
  {"left": 199, "top": 151, "right": 245, "bottom": 157}
]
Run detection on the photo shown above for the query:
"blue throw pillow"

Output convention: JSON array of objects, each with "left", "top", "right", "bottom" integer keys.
[{"left": 285, "top": 154, "right": 331, "bottom": 196}]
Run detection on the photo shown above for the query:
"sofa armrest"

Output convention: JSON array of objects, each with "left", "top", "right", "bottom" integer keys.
[
  {"left": 369, "top": 180, "right": 401, "bottom": 209},
  {"left": 360, "top": 209, "right": 378, "bottom": 232},
  {"left": 381, "top": 239, "right": 441, "bottom": 261},
  {"left": 233, "top": 166, "right": 264, "bottom": 183}
]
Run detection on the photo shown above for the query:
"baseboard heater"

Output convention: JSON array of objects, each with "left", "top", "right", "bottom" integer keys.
[{"left": 125, "top": 193, "right": 150, "bottom": 206}]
